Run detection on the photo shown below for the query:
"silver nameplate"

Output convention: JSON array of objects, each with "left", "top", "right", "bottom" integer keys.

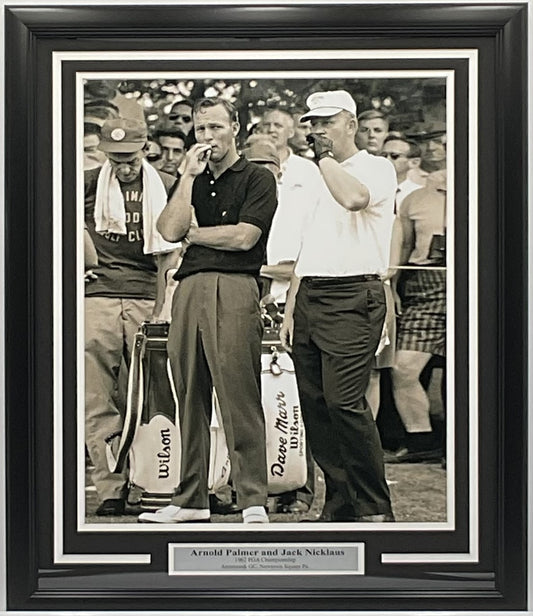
[{"left": 168, "top": 543, "right": 364, "bottom": 575}]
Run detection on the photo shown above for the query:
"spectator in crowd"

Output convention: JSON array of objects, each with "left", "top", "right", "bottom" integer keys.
[
  {"left": 167, "top": 98, "right": 194, "bottom": 135},
  {"left": 355, "top": 109, "right": 390, "bottom": 155},
  {"left": 407, "top": 121, "right": 447, "bottom": 173},
  {"left": 280, "top": 90, "right": 396, "bottom": 522},
  {"left": 83, "top": 100, "right": 122, "bottom": 172},
  {"left": 387, "top": 161, "right": 447, "bottom": 464},
  {"left": 421, "top": 132, "right": 447, "bottom": 173},
  {"left": 288, "top": 110, "right": 314, "bottom": 159},
  {"left": 242, "top": 139, "right": 281, "bottom": 179},
  {"left": 84, "top": 118, "right": 180, "bottom": 515},
  {"left": 144, "top": 137, "right": 162, "bottom": 166},
  {"left": 365, "top": 136, "right": 426, "bottom": 418},
  {"left": 258, "top": 107, "right": 322, "bottom": 306},
  {"left": 381, "top": 135, "right": 426, "bottom": 212},
  {"left": 139, "top": 97, "right": 277, "bottom": 524},
  {"left": 84, "top": 99, "right": 121, "bottom": 124},
  {"left": 84, "top": 80, "right": 118, "bottom": 104},
  {"left": 83, "top": 122, "right": 107, "bottom": 171},
  {"left": 243, "top": 124, "right": 320, "bottom": 515},
  {"left": 153, "top": 126, "right": 187, "bottom": 177}
]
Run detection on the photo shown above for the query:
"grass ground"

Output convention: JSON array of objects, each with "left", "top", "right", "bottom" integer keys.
[
  {"left": 86, "top": 370, "right": 447, "bottom": 524},
  {"left": 85, "top": 460, "right": 446, "bottom": 524}
]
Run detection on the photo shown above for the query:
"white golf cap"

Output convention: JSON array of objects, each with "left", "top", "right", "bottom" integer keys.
[{"left": 300, "top": 90, "right": 357, "bottom": 121}]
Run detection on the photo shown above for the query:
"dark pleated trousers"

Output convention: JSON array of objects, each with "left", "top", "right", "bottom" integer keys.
[{"left": 292, "top": 277, "right": 392, "bottom": 518}]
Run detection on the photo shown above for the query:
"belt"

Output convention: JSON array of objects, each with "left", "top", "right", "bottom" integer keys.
[{"left": 301, "top": 274, "right": 380, "bottom": 286}]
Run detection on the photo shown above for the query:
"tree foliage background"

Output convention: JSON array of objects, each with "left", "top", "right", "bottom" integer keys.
[{"left": 85, "top": 77, "right": 446, "bottom": 142}]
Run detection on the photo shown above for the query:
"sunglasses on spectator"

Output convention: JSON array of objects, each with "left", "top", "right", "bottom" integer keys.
[
  {"left": 169, "top": 113, "right": 192, "bottom": 122},
  {"left": 382, "top": 152, "right": 407, "bottom": 160}
]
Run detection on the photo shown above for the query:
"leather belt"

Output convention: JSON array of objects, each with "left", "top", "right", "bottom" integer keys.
[{"left": 301, "top": 274, "right": 380, "bottom": 285}]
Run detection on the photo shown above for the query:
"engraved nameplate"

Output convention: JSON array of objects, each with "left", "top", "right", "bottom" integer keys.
[{"left": 168, "top": 543, "right": 364, "bottom": 575}]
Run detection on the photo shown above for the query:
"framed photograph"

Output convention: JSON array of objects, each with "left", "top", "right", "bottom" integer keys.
[{"left": 2, "top": 2, "right": 530, "bottom": 614}]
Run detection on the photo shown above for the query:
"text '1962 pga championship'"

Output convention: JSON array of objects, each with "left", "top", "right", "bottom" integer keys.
[{"left": 168, "top": 543, "right": 364, "bottom": 575}]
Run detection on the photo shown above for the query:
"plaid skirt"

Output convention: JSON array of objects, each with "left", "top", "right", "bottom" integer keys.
[{"left": 396, "top": 268, "right": 446, "bottom": 356}]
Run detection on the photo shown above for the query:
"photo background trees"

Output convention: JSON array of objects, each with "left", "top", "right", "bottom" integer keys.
[{"left": 84, "top": 77, "right": 446, "bottom": 142}]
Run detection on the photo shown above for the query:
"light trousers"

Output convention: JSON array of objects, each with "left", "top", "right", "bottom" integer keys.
[
  {"left": 85, "top": 296, "right": 154, "bottom": 501},
  {"left": 167, "top": 272, "right": 268, "bottom": 510}
]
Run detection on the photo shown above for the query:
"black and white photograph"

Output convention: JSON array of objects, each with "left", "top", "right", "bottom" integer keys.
[
  {"left": 2, "top": 3, "right": 529, "bottom": 613},
  {"left": 79, "top": 71, "right": 452, "bottom": 529}
]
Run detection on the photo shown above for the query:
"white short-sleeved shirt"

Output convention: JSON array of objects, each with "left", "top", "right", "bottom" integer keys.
[
  {"left": 266, "top": 153, "right": 321, "bottom": 301},
  {"left": 294, "top": 150, "right": 397, "bottom": 278}
]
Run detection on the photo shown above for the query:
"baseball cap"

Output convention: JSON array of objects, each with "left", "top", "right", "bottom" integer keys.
[
  {"left": 98, "top": 118, "right": 148, "bottom": 153},
  {"left": 406, "top": 121, "right": 446, "bottom": 141},
  {"left": 300, "top": 90, "right": 357, "bottom": 121},
  {"left": 241, "top": 141, "right": 280, "bottom": 168}
]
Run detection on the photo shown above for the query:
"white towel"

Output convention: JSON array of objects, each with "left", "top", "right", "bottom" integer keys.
[{"left": 94, "top": 159, "right": 179, "bottom": 255}]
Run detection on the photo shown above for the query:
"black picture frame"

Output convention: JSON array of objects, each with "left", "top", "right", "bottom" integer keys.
[{"left": 2, "top": 3, "right": 529, "bottom": 614}]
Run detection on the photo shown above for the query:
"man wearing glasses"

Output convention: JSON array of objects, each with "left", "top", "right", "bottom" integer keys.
[
  {"left": 381, "top": 136, "right": 425, "bottom": 212},
  {"left": 167, "top": 99, "right": 194, "bottom": 142}
]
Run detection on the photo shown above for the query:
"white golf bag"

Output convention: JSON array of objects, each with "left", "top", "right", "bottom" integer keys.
[{"left": 105, "top": 322, "right": 230, "bottom": 510}]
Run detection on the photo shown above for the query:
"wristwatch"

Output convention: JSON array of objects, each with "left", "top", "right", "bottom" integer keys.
[{"left": 318, "top": 150, "right": 335, "bottom": 161}]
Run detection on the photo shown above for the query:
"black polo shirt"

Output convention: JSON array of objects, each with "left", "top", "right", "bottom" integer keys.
[{"left": 174, "top": 156, "right": 278, "bottom": 281}]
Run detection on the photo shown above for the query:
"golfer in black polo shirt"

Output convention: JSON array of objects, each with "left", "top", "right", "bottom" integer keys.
[{"left": 139, "top": 98, "right": 277, "bottom": 524}]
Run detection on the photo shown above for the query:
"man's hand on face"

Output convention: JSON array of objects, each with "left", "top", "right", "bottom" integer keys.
[
  {"left": 306, "top": 133, "right": 334, "bottom": 161},
  {"left": 183, "top": 143, "right": 212, "bottom": 177}
]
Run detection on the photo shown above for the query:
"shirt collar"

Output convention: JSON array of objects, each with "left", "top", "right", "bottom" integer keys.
[
  {"left": 230, "top": 155, "right": 248, "bottom": 172},
  {"left": 204, "top": 155, "right": 247, "bottom": 179}
]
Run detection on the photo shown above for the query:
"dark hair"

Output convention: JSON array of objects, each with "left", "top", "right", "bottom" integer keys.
[
  {"left": 170, "top": 98, "right": 194, "bottom": 112},
  {"left": 84, "top": 122, "right": 102, "bottom": 136},
  {"left": 84, "top": 99, "right": 120, "bottom": 120},
  {"left": 383, "top": 135, "right": 421, "bottom": 158},
  {"left": 193, "top": 97, "right": 239, "bottom": 123},
  {"left": 155, "top": 127, "right": 187, "bottom": 142}
]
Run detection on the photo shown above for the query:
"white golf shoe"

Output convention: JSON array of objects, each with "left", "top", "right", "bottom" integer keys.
[
  {"left": 138, "top": 505, "right": 210, "bottom": 524},
  {"left": 242, "top": 506, "right": 269, "bottom": 524}
]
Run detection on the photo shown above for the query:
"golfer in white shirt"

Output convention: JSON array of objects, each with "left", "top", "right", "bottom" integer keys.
[{"left": 281, "top": 90, "right": 396, "bottom": 523}]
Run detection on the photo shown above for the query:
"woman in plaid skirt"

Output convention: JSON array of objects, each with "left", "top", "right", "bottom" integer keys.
[{"left": 387, "top": 164, "right": 447, "bottom": 464}]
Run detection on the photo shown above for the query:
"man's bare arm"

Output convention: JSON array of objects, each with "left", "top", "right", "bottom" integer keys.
[
  {"left": 187, "top": 222, "right": 262, "bottom": 252},
  {"left": 152, "top": 248, "right": 182, "bottom": 320},
  {"left": 307, "top": 133, "right": 369, "bottom": 211},
  {"left": 156, "top": 144, "right": 212, "bottom": 242},
  {"left": 318, "top": 156, "right": 370, "bottom": 212},
  {"left": 260, "top": 261, "right": 295, "bottom": 281},
  {"left": 399, "top": 214, "right": 415, "bottom": 266},
  {"left": 279, "top": 271, "right": 301, "bottom": 352}
]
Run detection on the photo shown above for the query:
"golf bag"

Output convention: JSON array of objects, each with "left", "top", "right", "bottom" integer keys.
[
  {"left": 105, "top": 322, "right": 230, "bottom": 511},
  {"left": 105, "top": 319, "right": 307, "bottom": 508},
  {"left": 261, "top": 325, "right": 307, "bottom": 494}
]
